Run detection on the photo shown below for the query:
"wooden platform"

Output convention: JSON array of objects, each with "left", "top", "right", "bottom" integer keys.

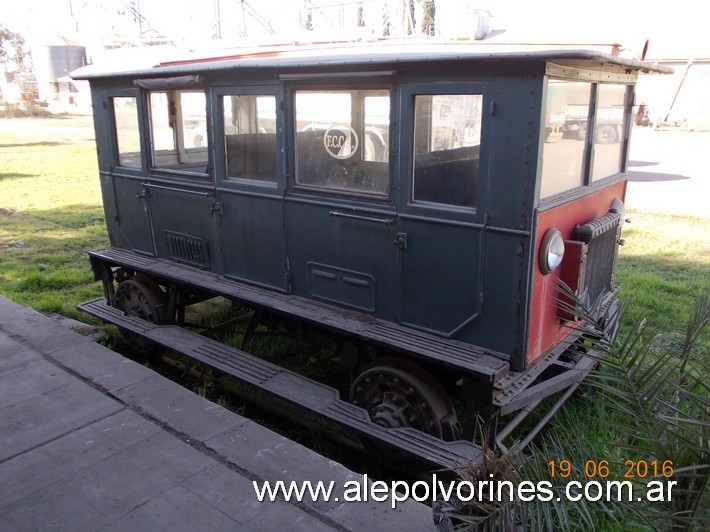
[
  {"left": 79, "top": 298, "right": 484, "bottom": 471},
  {"left": 88, "top": 248, "right": 510, "bottom": 382}
]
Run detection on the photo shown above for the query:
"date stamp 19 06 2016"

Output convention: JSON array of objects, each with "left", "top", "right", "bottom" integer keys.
[{"left": 548, "top": 459, "right": 675, "bottom": 479}]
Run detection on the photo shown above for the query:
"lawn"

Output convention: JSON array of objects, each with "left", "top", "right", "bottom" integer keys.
[
  {"left": 0, "top": 116, "right": 107, "bottom": 319},
  {"left": 618, "top": 209, "right": 710, "bottom": 351}
]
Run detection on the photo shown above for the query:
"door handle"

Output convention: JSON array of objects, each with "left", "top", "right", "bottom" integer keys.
[
  {"left": 329, "top": 210, "right": 395, "bottom": 226},
  {"left": 141, "top": 182, "right": 212, "bottom": 197},
  {"left": 394, "top": 232, "right": 407, "bottom": 250}
]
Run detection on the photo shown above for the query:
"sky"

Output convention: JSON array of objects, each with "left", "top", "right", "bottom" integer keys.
[{"left": 2, "top": 0, "right": 708, "bottom": 60}]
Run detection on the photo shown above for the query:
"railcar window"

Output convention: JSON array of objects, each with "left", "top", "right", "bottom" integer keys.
[
  {"left": 591, "top": 84, "right": 626, "bottom": 181},
  {"left": 222, "top": 95, "right": 277, "bottom": 182},
  {"left": 294, "top": 90, "right": 390, "bottom": 195},
  {"left": 148, "top": 90, "right": 209, "bottom": 174},
  {"left": 540, "top": 81, "right": 591, "bottom": 198},
  {"left": 112, "top": 96, "right": 141, "bottom": 167},
  {"left": 150, "top": 92, "right": 174, "bottom": 153},
  {"left": 412, "top": 94, "right": 482, "bottom": 209}
]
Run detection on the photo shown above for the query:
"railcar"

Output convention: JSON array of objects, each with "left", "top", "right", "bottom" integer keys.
[{"left": 74, "top": 42, "right": 670, "bottom": 470}]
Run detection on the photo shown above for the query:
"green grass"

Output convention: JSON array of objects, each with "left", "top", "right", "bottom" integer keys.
[
  {"left": 0, "top": 116, "right": 107, "bottom": 320},
  {"left": 617, "top": 210, "right": 710, "bottom": 351}
]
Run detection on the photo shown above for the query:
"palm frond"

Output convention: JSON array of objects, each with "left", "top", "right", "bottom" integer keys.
[{"left": 441, "top": 292, "right": 708, "bottom": 530}]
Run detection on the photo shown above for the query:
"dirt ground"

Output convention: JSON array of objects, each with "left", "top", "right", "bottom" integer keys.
[{"left": 626, "top": 128, "right": 710, "bottom": 218}]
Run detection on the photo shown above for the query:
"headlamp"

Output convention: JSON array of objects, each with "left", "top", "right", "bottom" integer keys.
[{"left": 540, "top": 228, "right": 565, "bottom": 275}]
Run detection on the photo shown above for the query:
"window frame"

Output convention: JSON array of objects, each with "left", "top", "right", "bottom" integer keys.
[
  {"left": 589, "top": 83, "right": 628, "bottom": 183},
  {"left": 290, "top": 86, "right": 393, "bottom": 199},
  {"left": 145, "top": 88, "right": 211, "bottom": 179},
  {"left": 212, "top": 85, "right": 283, "bottom": 191},
  {"left": 539, "top": 79, "right": 594, "bottom": 198},
  {"left": 220, "top": 92, "right": 280, "bottom": 184},
  {"left": 108, "top": 89, "right": 144, "bottom": 173},
  {"left": 400, "top": 82, "right": 492, "bottom": 218},
  {"left": 411, "top": 93, "right": 485, "bottom": 211},
  {"left": 538, "top": 73, "right": 635, "bottom": 207}
]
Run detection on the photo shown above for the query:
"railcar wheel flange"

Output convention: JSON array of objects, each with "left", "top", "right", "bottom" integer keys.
[{"left": 350, "top": 357, "right": 459, "bottom": 441}]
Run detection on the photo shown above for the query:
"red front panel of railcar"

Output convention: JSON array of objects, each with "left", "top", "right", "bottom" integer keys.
[{"left": 528, "top": 181, "right": 626, "bottom": 365}]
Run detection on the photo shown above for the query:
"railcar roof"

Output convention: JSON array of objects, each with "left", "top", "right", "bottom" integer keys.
[{"left": 72, "top": 41, "right": 673, "bottom": 81}]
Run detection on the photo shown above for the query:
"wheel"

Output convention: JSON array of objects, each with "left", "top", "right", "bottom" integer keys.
[
  {"left": 596, "top": 124, "right": 617, "bottom": 144},
  {"left": 350, "top": 357, "right": 460, "bottom": 441},
  {"left": 545, "top": 127, "right": 562, "bottom": 143},
  {"left": 114, "top": 274, "right": 169, "bottom": 352},
  {"left": 364, "top": 131, "right": 386, "bottom": 160}
]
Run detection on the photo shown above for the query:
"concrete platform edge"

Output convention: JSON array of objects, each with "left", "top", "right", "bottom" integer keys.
[{"left": 0, "top": 296, "right": 435, "bottom": 531}]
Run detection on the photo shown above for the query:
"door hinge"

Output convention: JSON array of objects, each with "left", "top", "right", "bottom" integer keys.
[{"left": 211, "top": 201, "right": 223, "bottom": 217}]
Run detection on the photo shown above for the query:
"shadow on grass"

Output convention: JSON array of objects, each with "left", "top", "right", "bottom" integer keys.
[
  {"left": 0, "top": 231, "right": 107, "bottom": 257},
  {"left": 23, "top": 204, "right": 106, "bottom": 229},
  {"left": 619, "top": 253, "right": 710, "bottom": 280},
  {"left": 627, "top": 170, "right": 689, "bottom": 182},
  {"left": 0, "top": 172, "right": 35, "bottom": 180},
  {"left": 0, "top": 141, "right": 68, "bottom": 148},
  {"left": 628, "top": 159, "right": 661, "bottom": 168},
  {"left": 0, "top": 205, "right": 107, "bottom": 257},
  {"left": 617, "top": 255, "right": 710, "bottom": 338}
]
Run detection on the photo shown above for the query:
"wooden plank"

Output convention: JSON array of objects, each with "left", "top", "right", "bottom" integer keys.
[{"left": 79, "top": 298, "right": 483, "bottom": 470}]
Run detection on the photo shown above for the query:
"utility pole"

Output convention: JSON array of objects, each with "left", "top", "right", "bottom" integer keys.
[
  {"left": 214, "top": 0, "right": 222, "bottom": 38},
  {"left": 657, "top": 58, "right": 694, "bottom": 128},
  {"left": 68, "top": 0, "right": 79, "bottom": 33}
]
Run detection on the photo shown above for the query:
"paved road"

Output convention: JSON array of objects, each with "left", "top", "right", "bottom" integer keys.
[{"left": 626, "top": 128, "right": 710, "bottom": 218}]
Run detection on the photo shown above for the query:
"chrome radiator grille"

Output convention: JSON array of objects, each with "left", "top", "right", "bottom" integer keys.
[{"left": 574, "top": 202, "right": 623, "bottom": 305}]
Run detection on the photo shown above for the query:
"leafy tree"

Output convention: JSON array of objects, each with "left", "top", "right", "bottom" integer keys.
[{"left": 0, "top": 25, "right": 27, "bottom": 72}]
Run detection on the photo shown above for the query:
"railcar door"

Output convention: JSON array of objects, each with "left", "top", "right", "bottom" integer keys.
[
  {"left": 397, "top": 85, "right": 491, "bottom": 336},
  {"left": 105, "top": 91, "right": 154, "bottom": 255},
  {"left": 213, "top": 87, "right": 287, "bottom": 290},
  {"left": 141, "top": 88, "right": 221, "bottom": 273},
  {"left": 284, "top": 87, "right": 398, "bottom": 318}
]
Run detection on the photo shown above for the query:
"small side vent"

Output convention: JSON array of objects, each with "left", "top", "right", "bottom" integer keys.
[{"left": 165, "top": 231, "right": 209, "bottom": 269}]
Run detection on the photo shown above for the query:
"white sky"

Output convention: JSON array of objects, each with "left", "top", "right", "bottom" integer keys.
[{"left": 3, "top": 0, "right": 708, "bottom": 59}]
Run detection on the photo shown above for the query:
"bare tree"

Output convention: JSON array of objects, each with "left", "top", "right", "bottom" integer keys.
[
  {"left": 0, "top": 25, "right": 26, "bottom": 72},
  {"left": 406, "top": 0, "right": 415, "bottom": 35},
  {"left": 422, "top": 0, "right": 436, "bottom": 36},
  {"left": 302, "top": 1, "right": 313, "bottom": 32},
  {"left": 382, "top": 2, "right": 391, "bottom": 37}
]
